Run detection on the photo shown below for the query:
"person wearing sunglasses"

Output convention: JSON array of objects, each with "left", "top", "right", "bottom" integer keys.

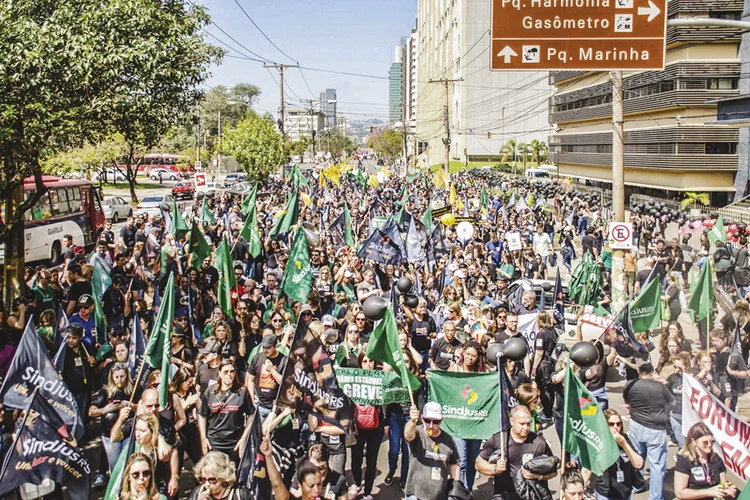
[
  {"left": 674, "top": 422, "right": 737, "bottom": 500},
  {"left": 585, "top": 409, "right": 644, "bottom": 500},
  {"left": 403, "top": 401, "right": 460, "bottom": 500},
  {"left": 120, "top": 452, "right": 164, "bottom": 500},
  {"left": 188, "top": 451, "right": 254, "bottom": 500}
]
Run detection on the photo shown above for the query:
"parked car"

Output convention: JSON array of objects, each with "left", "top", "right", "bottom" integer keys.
[
  {"left": 136, "top": 194, "right": 174, "bottom": 217},
  {"left": 93, "top": 169, "right": 126, "bottom": 181},
  {"left": 102, "top": 196, "right": 132, "bottom": 223},
  {"left": 149, "top": 168, "right": 179, "bottom": 181},
  {"left": 224, "top": 173, "right": 246, "bottom": 187},
  {"left": 171, "top": 181, "right": 195, "bottom": 200}
]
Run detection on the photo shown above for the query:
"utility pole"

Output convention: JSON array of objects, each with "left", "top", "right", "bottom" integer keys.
[
  {"left": 301, "top": 98, "right": 317, "bottom": 162},
  {"left": 428, "top": 78, "right": 464, "bottom": 174},
  {"left": 264, "top": 63, "right": 299, "bottom": 179},
  {"left": 610, "top": 70, "right": 627, "bottom": 312},
  {"left": 217, "top": 109, "right": 222, "bottom": 182}
]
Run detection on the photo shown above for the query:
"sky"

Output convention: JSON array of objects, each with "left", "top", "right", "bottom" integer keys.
[{"left": 198, "top": 0, "right": 418, "bottom": 122}]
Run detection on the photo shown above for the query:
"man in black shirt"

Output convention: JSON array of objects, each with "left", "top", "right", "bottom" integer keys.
[
  {"left": 196, "top": 340, "right": 222, "bottom": 394},
  {"left": 118, "top": 216, "right": 136, "bottom": 253},
  {"left": 634, "top": 259, "right": 655, "bottom": 295},
  {"left": 430, "top": 320, "right": 462, "bottom": 370},
  {"left": 650, "top": 239, "right": 669, "bottom": 286},
  {"left": 622, "top": 363, "right": 675, "bottom": 500},
  {"left": 476, "top": 405, "right": 556, "bottom": 500},
  {"left": 581, "top": 229, "right": 598, "bottom": 258},
  {"left": 61, "top": 324, "right": 95, "bottom": 427},
  {"left": 248, "top": 334, "right": 285, "bottom": 423}
]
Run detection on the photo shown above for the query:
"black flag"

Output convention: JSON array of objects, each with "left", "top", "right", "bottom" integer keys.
[
  {"left": 431, "top": 225, "right": 449, "bottom": 258},
  {"left": 553, "top": 270, "right": 565, "bottom": 326},
  {"left": 0, "top": 390, "right": 91, "bottom": 498},
  {"left": 600, "top": 306, "right": 647, "bottom": 357},
  {"left": 0, "top": 320, "right": 84, "bottom": 440},
  {"left": 358, "top": 229, "right": 403, "bottom": 266},
  {"left": 236, "top": 413, "right": 270, "bottom": 498},
  {"left": 498, "top": 363, "right": 518, "bottom": 432},
  {"left": 277, "top": 319, "right": 356, "bottom": 433}
]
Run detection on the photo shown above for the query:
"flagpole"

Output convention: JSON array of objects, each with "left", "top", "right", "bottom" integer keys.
[
  {"left": 0, "top": 387, "right": 39, "bottom": 484},
  {"left": 130, "top": 354, "right": 149, "bottom": 404},
  {"left": 561, "top": 359, "right": 570, "bottom": 475},
  {"left": 496, "top": 357, "right": 506, "bottom": 461}
]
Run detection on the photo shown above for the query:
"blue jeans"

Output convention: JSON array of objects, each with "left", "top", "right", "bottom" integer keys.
[
  {"left": 628, "top": 419, "right": 667, "bottom": 500},
  {"left": 595, "top": 493, "right": 630, "bottom": 500},
  {"left": 453, "top": 437, "right": 482, "bottom": 490},
  {"left": 102, "top": 436, "right": 128, "bottom": 474},
  {"left": 670, "top": 414, "right": 685, "bottom": 448},
  {"left": 562, "top": 247, "right": 573, "bottom": 271},
  {"left": 590, "top": 387, "right": 609, "bottom": 411},
  {"left": 388, "top": 413, "right": 410, "bottom": 478}
]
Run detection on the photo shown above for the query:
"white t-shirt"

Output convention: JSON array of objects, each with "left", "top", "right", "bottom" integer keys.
[{"left": 533, "top": 232, "right": 551, "bottom": 257}]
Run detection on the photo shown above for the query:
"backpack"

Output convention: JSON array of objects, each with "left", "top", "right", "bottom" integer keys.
[{"left": 356, "top": 404, "right": 379, "bottom": 430}]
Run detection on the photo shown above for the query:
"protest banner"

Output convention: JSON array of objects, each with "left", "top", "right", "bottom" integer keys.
[
  {"left": 337, "top": 367, "right": 411, "bottom": 405},
  {"left": 428, "top": 371, "right": 499, "bottom": 440},
  {"left": 683, "top": 373, "right": 750, "bottom": 482}
]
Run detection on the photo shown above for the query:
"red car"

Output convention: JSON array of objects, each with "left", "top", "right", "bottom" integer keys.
[{"left": 171, "top": 181, "right": 195, "bottom": 200}]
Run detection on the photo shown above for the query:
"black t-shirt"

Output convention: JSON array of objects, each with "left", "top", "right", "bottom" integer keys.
[
  {"left": 674, "top": 455, "right": 725, "bottom": 500},
  {"left": 199, "top": 386, "right": 254, "bottom": 448},
  {"left": 68, "top": 280, "right": 93, "bottom": 307},
  {"left": 319, "top": 431, "right": 346, "bottom": 455},
  {"left": 635, "top": 269, "right": 652, "bottom": 290},
  {"left": 665, "top": 372, "right": 684, "bottom": 419},
  {"left": 248, "top": 351, "right": 285, "bottom": 408},
  {"left": 409, "top": 316, "right": 436, "bottom": 352},
  {"left": 291, "top": 468, "right": 348, "bottom": 498},
  {"left": 593, "top": 436, "right": 641, "bottom": 498},
  {"left": 119, "top": 225, "right": 136, "bottom": 249},
  {"left": 479, "top": 431, "right": 551, "bottom": 499},
  {"left": 623, "top": 378, "right": 675, "bottom": 430},
  {"left": 430, "top": 337, "right": 462, "bottom": 370},
  {"left": 534, "top": 328, "right": 557, "bottom": 361},
  {"left": 62, "top": 346, "right": 92, "bottom": 393},
  {"left": 91, "top": 388, "right": 130, "bottom": 434},
  {"left": 196, "top": 363, "right": 219, "bottom": 393}
]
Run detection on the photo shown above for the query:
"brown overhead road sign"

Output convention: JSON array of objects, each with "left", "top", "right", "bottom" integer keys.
[{"left": 490, "top": 0, "right": 668, "bottom": 71}]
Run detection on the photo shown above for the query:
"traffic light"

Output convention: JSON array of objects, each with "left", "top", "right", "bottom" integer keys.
[
  {"left": 463, "top": 148, "right": 467, "bottom": 156},
  {"left": 487, "top": 132, "right": 492, "bottom": 139},
  {"left": 370, "top": 126, "right": 374, "bottom": 133}
]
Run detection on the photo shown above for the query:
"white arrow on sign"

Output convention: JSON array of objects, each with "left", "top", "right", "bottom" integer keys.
[
  {"left": 637, "top": 0, "right": 660, "bottom": 22},
  {"left": 497, "top": 46, "right": 518, "bottom": 63}
]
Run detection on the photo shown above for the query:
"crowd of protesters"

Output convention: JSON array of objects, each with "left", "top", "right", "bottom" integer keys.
[{"left": 0, "top": 164, "right": 749, "bottom": 500}]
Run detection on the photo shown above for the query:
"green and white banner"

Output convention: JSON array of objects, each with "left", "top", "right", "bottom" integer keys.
[
  {"left": 428, "top": 371, "right": 499, "bottom": 440},
  {"left": 337, "top": 368, "right": 411, "bottom": 405}
]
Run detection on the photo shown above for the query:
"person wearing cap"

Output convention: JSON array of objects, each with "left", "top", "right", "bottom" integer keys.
[
  {"left": 403, "top": 401, "right": 459, "bottom": 500},
  {"left": 94, "top": 323, "right": 127, "bottom": 376},
  {"left": 299, "top": 303, "right": 315, "bottom": 324},
  {"left": 69, "top": 293, "right": 98, "bottom": 349},
  {"left": 195, "top": 340, "right": 223, "bottom": 395},
  {"left": 170, "top": 323, "right": 195, "bottom": 371},
  {"left": 476, "top": 405, "right": 555, "bottom": 500},
  {"left": 248, "top": 333, "right": 284, "bottom": 423}
]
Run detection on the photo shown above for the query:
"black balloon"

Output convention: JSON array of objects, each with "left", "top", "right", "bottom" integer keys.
[
  {"left": 570, "top": 341, "right": 600, "bottom": 367},
  {"left": 486, "top": 343, "right": 503, "bottom": 364},
  {"left": 397, "top": 276, "right": 413, "bottom": 294},
  {"left": 362, "top": 296, "right": 388, "bottom": 321},
  {"left": 541, "top": 282, "right": 552, "bottom": 292},
  {"left": 502, "top": 337, "right": 529, "bottom": 361},
  {"left": 303, "top": 228, "right": 321, "bottom": 248},
  {"left": 403, "top": 294, "right": 419, "bottom": 309}
]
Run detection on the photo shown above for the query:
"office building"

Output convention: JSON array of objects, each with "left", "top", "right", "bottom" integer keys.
[
  {"left": 389, "top": 46, "right": 404, "bottom": 124},
  {"left": 548, "top": 0, "right": 745, "bottom": 203},
  {"left": 416, "top": 0, "right": 551, "bottom": 167},
  {"left": 284, "top": 109, "right": 324, "bottom": 143},
  {"left": 320, "top": 89, "right": 337, "bottom": 130}
]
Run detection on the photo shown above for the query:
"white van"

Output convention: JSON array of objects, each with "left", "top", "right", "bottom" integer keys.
[{"left": 524, "top": 168, "right": 551, "bottom": 180}]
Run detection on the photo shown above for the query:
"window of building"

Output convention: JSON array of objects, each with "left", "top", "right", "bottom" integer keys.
[
  {"left": 705, "top": 142, "right": 737, "bottom": 154},
  {"left": 710, "top": 11, "right": 741, "bottom": 20},
  {"left": 707, "top": 78, "right": 738, "bottom": 90}
]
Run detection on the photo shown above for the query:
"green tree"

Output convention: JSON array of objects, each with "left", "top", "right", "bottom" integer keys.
[
  {"left": 322, "top": 129, "right": 357, "bottom": 160},
  {"left": 0, "top": 0, "right": 220, "bottom": 308},
  {"left": 285, "top": 136, "right": 311, "bottom": 158},
  {"left": 680, "top": 191, "right": 711, "bottom": 210},
  {"left": 222, "top": 113, "right": 285, "bottom": 181},
  {"left": 530, "top": 139, "right": 548, "bottom": 165},
  {"left": 368, "top": 129, "right": 402, "bottom": 159}
]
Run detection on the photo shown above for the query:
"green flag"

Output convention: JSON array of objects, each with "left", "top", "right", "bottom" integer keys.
[
  {"left": 428, "top": 370, "right": 499, "bottom": 440},
  {"left": 241, "top": 183, "right": 258, "bottom": 215},
  {"left": 395, "top": 186, "right": 407, "bottom": 206},
  {"left": 687, "top": 262, "right": 714, "bottom": 323},
  {"left": 91, "top": 258, "right": 111, "bottom": 340},
  {"left": 240, "top": 204, "right": 263, "bottom": 258},
  {"left": 145, "top": 273, "right": 175, "bottom": 407},
  {"left": 481, "top": 186, "right": 489, "bottom": 209},
  {"left": 343, "top": 202, "right": 355, "bottom": 247},
  {"left": 270, "top": 189, "right": 300, "bottom": 238},
  {"left": 281, "top": 229, "right": 312, "bottom": 304},
  {"left": 214, "top": 237, "right": 236, "bottom": 317},
  {"left": 630, "top": 276, "right": 662, "bottom": 332},
  {"left": 421, "top": 204, "right": 433, "bottom": 233},
  {"left": 292, "top": 165, "right": 309, "bottom": 186},
  {"left": 200, "top": 196, "right": 216, "bottom": 225},
  {"left": 103, "top": 441, "right": 140, "bottom": 500},
  {"left": 366, "top": 307, "right": 421, "bottom": 392},
  {"left": 171, "top": 198, "right": 188, "bottom": 241},
  {"left": 562, "top": 362, "right": 620, "bottom": 475},
  {"left": 738, "top": 484, "right": 750, "bottom": 500},
  {"left": 708, "top": 214, "right": 727, "bottom": 244},
  {"left": 188, "top": 223, "right": 211, "bottom": 266}
]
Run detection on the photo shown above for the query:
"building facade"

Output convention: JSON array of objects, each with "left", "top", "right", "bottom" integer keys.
[
  {"left": 548, "top": 0, "right": 745, "bottom": 203},
  {"left": 416, "top": 0, "right": 551, "bottom": 167},
  {"left": 335, "top": 113, "right": 347, "bottom": 135},
  {"left": 320, "top": 89, "right": 337, "bottom": 130},
  {"left": 389, "top": 46, "right": 404, "bottom": 124},
  {"left": 284, "top": 109, "right": 324, "bottom": 143}
]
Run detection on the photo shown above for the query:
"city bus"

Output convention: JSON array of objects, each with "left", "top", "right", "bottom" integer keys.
[
  {"left": 1, "top": 176, "right": 105, "bottom": 265},
  {"left": 136, "top": 153, "right": 191, "bottom": 175}
]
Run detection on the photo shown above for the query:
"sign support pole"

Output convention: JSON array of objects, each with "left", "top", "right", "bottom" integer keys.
[{"left": 611, "top": 71, "right": 628, "bottom": 311}]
